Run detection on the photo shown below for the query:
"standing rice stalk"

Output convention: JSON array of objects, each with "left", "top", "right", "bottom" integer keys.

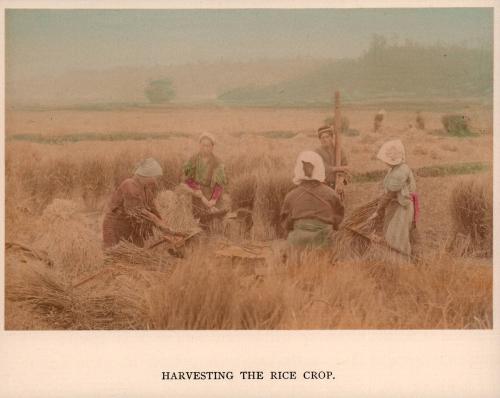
[{"left": 252, "top": 170, "right": 294, "bottom": 240}]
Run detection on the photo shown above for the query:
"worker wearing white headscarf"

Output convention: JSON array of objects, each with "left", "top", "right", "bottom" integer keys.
[
  {"left": 281, "top": 151, "right": 344, "bottom": 248},
  {"left": 198, "top": 131, "right": 216, "bottom": 145},
  {"left": 293, "top": 150, "right": 326, "bottom": 184},
  {"left": 376, "top": 139, "right": 405, "bottom": 166},
  {"left": 103, "top": 157, "right": 181, "bottom": 248},
  {"left": 370, "top": 140, "right": 419, "bottom": 257},
  {"left": 182, "top": 131, "right": 229, "bottom": 230},
  {"left": 134, "top": 158, "right": 163, "bottom": 177}
]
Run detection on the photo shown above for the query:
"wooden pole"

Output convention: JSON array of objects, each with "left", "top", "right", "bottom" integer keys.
[{"left": 334, "top": 91, "right": 342, "bottom": 187}]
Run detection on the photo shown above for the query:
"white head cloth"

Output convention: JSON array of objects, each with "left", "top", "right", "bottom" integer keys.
[
  {"left": 293, "top": 150, "right": 326, "bottom": 185},
  {"left": 376, "top": 139, "right": 406, "bottom": 166},
  {"left": 199, "top": 132, "right": 216, "bottom": 145},
  {"left": 134, "top": 158, "right": 163, "bottom": 177}
]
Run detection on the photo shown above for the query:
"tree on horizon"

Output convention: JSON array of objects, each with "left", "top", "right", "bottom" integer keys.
[{"left": 145, "top": 79, "right": 176, "bottom": 104}]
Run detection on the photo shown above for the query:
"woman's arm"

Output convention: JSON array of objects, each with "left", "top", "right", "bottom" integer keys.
[
  {"left": 209, "top": 184, "right": 223, "bottom": 203},
  {"left": 184, "top": 178, "right": 200, "bottom": 190}
]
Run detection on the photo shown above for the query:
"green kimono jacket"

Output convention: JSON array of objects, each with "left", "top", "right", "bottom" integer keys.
[{"left": 183, "top": 153, "right": 227, "bottom": 194}]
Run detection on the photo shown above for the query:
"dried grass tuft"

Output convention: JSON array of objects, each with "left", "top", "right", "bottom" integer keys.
[
  {"left": 252, "top": 171, "right": 295, "bottom": 240},
  {"left": 229, "top": 173, "right": 258, "bottom": 210},
  {"left": 449, "top": 175, "right": 493, "bottom": 257}
]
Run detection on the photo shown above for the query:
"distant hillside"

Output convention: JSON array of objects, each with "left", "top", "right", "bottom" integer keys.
[
  {"left": 6, "top": 59, "right": 323, "bottom": 107},
  {"left": 218, "top": 40, "right": 493, "bottom": 106}
]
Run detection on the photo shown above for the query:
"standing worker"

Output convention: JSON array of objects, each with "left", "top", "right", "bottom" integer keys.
[
  {"left": 374, "top": 109, "right": 386, "bottom": 132},
  {"left": 416, "top": 111, "right": 425, "bottom": 130},
  {"left": 102, "top": 158, "right": 181, "bottom": 248},
  {"left": 314, "top": 125, "right": 349, "bottom": 199},
  {"left": 281, "top": 151, "right": 344, "bottom": 249},
  {"left": 368, "top": 140, "right": 420, "bottom": 259}
]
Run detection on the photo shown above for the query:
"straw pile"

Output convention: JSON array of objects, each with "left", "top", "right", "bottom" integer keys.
[
  {"left": 416, "top": 112, "right": 425, "bottom": 130},
  {"left": 449, "top": 175, "right": 493, "bottom": 257},
  {"left": 33, "top": 199, "right": 103, "bottom": 277},
  {"left": 6, "top": 260, "right": 168, "bottom": 329},
  {"left": 6, "top": 264, "right": 76, "bottom": 328},
  {"left": 441, "top": 114, "right": 475, "bottom": 137},
  {"left": 155, "top": 189, "right": 199, "bottom": 233}
]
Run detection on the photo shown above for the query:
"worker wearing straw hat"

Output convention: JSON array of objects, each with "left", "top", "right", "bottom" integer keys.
[
  {"left": 281, "top": 151, "right": 344, "bottom": 248},
  {"left": 102, "top": 158, "right": 182, "bottom": 248},
  {"left": 181, "top": 132, "right": 229, "bottom": 230},
  {"left": 368, "top": 139, "right": 420, "bottom": 258}
]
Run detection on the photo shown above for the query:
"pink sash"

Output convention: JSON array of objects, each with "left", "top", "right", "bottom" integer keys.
[{"left": 410, "top": 192, "right": 420, "bottom": 224}]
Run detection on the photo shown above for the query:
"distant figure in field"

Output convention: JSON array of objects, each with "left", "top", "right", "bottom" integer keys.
[
  {"left": 102, "top": 158, "right": 181, "bottom": 248},
  {"left": 416, "top": 111, "right": 425, "bottom": 130},
  {"left": 181, "top": 132, "right": 229, "bottom": 230},
  {"left": 314, "top": 125, "right": 349, "bottom": 200},
  {"left": 368, "top": 140, "right": 420, "bottom": 259},
  {"left": 281, "top": 151, "right": 344, "bottom": 249},
  {"left": 373, "top": 109, "right": 386, "bottom": 132}
]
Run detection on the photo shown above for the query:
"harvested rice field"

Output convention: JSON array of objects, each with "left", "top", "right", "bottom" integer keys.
[{"left": 4, "top": 105, "right": 493, "bottom": 330}]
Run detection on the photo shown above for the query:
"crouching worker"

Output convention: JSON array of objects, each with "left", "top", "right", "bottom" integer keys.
[
  {"left": 102, "top": 158, "right": 182, "bottom": 249},
  {"left": 281, "top": 151, "right": 344, "bottom": 250},
  {"left": 181, "top": 132, "right": 229, "bottom": 231}
]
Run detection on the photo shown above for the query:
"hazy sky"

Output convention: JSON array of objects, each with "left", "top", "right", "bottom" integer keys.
[{"left": 6, "top": 8, "right": 493, "bottom": 78}]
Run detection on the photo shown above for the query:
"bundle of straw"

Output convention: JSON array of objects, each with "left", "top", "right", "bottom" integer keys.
[
  {"left": 332, "top": 198, "right": 383, "bottom": 260},
  {"left": 104, "top": 240, "right": 175, "bottom": 270},
  {"left": 156, "top": 189, "right": 199, "bottom": 233},
  {"left": 6, "top": 262, "right": 165, "bottom": 329}
]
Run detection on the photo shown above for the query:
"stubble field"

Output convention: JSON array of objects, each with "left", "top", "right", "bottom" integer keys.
[{"left": 4, "top": 104, "right": 493, "bottom": 330}]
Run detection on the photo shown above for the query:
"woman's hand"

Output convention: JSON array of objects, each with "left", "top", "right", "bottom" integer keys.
[
  {"left": 193, "top": 189, "right": 203, "bottom": 199},
  {"left": 201, "top": 196, "right": 211, "bottom": 207},
  {"left": 335, "top": 185, "right": 344, "bottom": 200},
  {"left": 207, "top": 199, "right": 217, "bottom": 208}
]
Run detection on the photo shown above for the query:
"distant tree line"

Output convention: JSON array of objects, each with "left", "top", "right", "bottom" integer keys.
[{"left": 218, "top": 35, "right": 493, "bottom": 106}]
